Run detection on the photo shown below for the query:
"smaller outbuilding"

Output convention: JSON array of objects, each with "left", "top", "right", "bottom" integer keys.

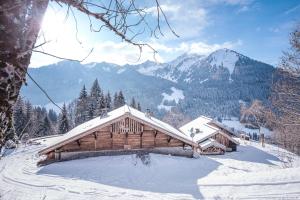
[
  {"left": 179, "top": 116, "right": 239, "bottom": 155},
  {"left": 199, "top": 138, "right": 226, "bottom": 155}
]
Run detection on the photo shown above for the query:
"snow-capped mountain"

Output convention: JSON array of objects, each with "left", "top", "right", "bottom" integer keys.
[
  {"left": 132, "top": 48, "right": 264, "bottom": 85},
  {"left": 21, "top": 48, "right": 274, "bottom": 118}
]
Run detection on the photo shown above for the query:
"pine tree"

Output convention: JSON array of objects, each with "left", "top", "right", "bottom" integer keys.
[
  {"left": 105, "top": 92, "right": 112, "bottom": 111},
  {"left": 79, "top": 85, "right": 88, "bottom": 99},
  {"left": 90, "top": 79, "right": 101, "bottom": 99},
  {"left": 137, "top": 102, "right": 141, "bottom": 111},
  {"left": 118, "top": 91, "right": 125, "bottom": 107},
  {"left": 58, "top": 103, "right": 69, "bottom": 134},
  {"left": 67, "top": 100, "right": 76, "bottom": 129},
  {"left": 48, "top": 109, "right": 58, "bottom": 124},
  {"left": 97, "top": 91, "right": 106, "bottom": 115},
  {"left": 89, "top": 79, "right": 101, "bottom": 117},
  {"left": 32, "top": 106, "right": 48, "bottom": 137},
  {"left": 24, "top": 100, "right": 33, "bottom": 135},
  {"left": 88, "top": 103, "right": 94, "bottom": 119},
  {"left": 75, "top": 85, "right": 89, "bottom": 125},
  {"left": 13, "top": 96, "right": 27, "bottom": 137},
  {"left": 24, "top": 100, "right": 32, "bottom": 123},
  {"left": 130, "top": 97, "right": 136, "bottom": 108},
  {"left": 113, "top": 92, "right": 119, "bottom": 109},
  {"left": 41, "top": 116, "right": 53, "bottom": 136}
]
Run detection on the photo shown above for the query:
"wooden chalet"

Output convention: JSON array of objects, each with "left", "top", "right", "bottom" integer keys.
[
  {"left": 179, "top": 116, "right": 239, "bottom": 155},
  {"left": 39, "top": 105, "right": 198, "bottom": 162}
]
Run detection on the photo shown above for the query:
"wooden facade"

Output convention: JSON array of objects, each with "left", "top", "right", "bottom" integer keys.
[
  {"left": 211, "top": 132, "right": 237, "bottom": 151},
  {"left": 208, "top": 122, "right": 238, "bottom": 152},
  {"left": 40, "top": 108, "right": 240, "bottom": 163},
  {"left": 201, "top": 146, "right": 225, "bottom": 155},
  {"left": 46, "top": 117, "right": 189, "bottom": 161}
]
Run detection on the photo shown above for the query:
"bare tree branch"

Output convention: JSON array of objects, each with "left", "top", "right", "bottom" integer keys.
[{"left": 32, "top": 48, "right": 93, "bottom": 62}]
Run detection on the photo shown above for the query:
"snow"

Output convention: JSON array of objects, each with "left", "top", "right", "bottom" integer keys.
[
  {"left": 39, "top": 105, "right": 193, "bottom": 155},
  {"left": 199, "top": 78, "right": 208, "bottom": 84},
  {"left": 180, "top": 116, "right": 219, "bottom": 143},
  {"left": 117, "top": 68, "right": 126, "bottom": 74},
  {"left": 199, "top": 138, "right": 226, "bottom": 150},
  {"left": 157, "top": 104, "right": 173, "bottom": 111},
  {"left": 126, "top": 106, "right": 192, "bottom": 144},
  {"left": 136, "top": 63, "right": 164, "bottom": 76},
  {"left": 162, "top": 87, "right": 184, "bottom": 104},
  {"left": 1, "top": 140, "right": 300, "bottom": 199},
  {"left": 171, "top": 54, "right": 202, "bottom": 72},
  {"left": 210, "top": 49, "right": 239, "bottom": 74},
  {"left": 84, "top": 63, "right": 97, "bottom": 69},
  {"left": 157, "top": 73, "right": 178, "bottom": 83},
  {"left": 184, "top": 77, "right": 191, "bottom": 83},
  {"left": 157, "top": 87, "right": 185, "bottom": 111},
  {"left": 222, "top": 119, "right": 272, "bottom": 137},
  {"left": 102, "top": 66, "right": 111, "bottom": 72}
]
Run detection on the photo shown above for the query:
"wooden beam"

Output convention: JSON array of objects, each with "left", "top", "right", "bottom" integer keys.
[
  {"left": 76, "top": 140, "right": 81, "bottom": 146},
  {"left": 154, "top": 130, "right": 157, "bottom": 147},
  {"left": 140, "top": 131, "right": 143, "bottom": 148},
  {"left": 168, "top": 137, "right": 172, "bottom": 143},
  {"left": 93, "top": 132, "right": 97, "bottom": 139}
]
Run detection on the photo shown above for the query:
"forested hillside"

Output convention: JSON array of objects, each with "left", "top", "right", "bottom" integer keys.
[{"left": 21, "top": 49, "right": 274, "bottom": 119}]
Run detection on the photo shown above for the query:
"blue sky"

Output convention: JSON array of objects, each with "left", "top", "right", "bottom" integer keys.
[{"left": 30, "top": 0, "right": 300, "bottom": 67}]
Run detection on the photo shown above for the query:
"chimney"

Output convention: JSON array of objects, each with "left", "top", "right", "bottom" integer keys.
[
  {"left": 145, "top": 108, "right": 151, "bottom": 118},
  {"left": 100, "top": 107, "right": 108, "bottom": 118}
]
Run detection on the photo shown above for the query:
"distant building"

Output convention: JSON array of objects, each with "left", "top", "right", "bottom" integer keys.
[{"left": 180, "top": 116, "right": 239, "bottom": 155}]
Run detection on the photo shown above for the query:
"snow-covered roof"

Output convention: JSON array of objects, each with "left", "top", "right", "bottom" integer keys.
[
  {"left": 39, "top": 105, "right": 196, "bottom": 155},
  {"left": 211, "top": 120, "right": 238, "bottom": 136},
  {"left": 199, "top": 138, "right": 226, "bottom": 150},
  {"left": 179, "top": 116, "right": 239, "bottom": 145},
  {"left": 179, "top": 116, "right": 219, "bottom": 143}
]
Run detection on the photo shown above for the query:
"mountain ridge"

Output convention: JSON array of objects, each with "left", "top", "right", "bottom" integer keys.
[{"left": 22, "top": 48, "right": 274, "bottom": 118}]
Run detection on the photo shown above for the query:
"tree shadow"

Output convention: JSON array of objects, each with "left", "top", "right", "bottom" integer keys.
[
  {"left": 217, "top": 145, "right": 282, "bottom": 165},
  {"left": 37, "top": 153, "right": 221, "bottom": 199}
]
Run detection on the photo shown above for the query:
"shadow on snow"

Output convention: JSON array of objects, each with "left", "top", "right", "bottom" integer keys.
[
  {"left": 37, "top": 153, "right": 221, "bottom": 199},
  {"left": 216, "top": 145, "right": 282, "bottom": 165},
  {"left": 37, "top": 145, "right": 282, "bottom": 198}
]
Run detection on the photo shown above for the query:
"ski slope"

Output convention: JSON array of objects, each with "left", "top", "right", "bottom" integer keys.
[{"left": 0, "top": 137, "right": 300, "bottom": 200}]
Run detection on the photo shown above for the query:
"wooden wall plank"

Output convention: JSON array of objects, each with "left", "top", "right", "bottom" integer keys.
[{"left": 56, "top": 117, "right": 189, "bottom": 153}]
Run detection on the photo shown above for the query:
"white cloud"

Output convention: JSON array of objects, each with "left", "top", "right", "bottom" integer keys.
[
  {"left": 87, "top": 41, "right": 165, "bottom": 65},
  {"left": 31, "top": 40, "right": 243, "bottom": 67},
  {"left": 209, "top": 0, "right": 253, "bottom": 6},
  {"left": 146, "top": 1, "right": 209, "bottom": 39},
  {"left": 237, "top": 5, "right": 249, "bottom": 13},
  {"left": 30, "top": 40, "right": 167, "bottom": 67},
  {"left": 29, "top": 3, "right": 242, "bottom": 67},
  {"left": 30, "top": 38, "right": 243, "bottom": 67},
  {"left": 177, "top": 40, "right": 243, "bottom": 55}
]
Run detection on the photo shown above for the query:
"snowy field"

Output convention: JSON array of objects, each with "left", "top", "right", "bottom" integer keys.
[
  {"left": 158, "top": 87, "right": 185, "bottom": 111},
  {"left": 222, "top": 119, "right": 272, "bottom": 137},
  {"left": 1, "top": 137, "right": 300, "bottom": 200}
]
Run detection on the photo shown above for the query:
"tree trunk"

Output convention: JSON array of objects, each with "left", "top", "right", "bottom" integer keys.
[{"left": 0, "top": 0, "right": 49, "bottom": 146}]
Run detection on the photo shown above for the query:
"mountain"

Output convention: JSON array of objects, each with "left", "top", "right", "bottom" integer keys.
[{"left": 21, "top": 48, "right": 274, "bottom": 118}]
